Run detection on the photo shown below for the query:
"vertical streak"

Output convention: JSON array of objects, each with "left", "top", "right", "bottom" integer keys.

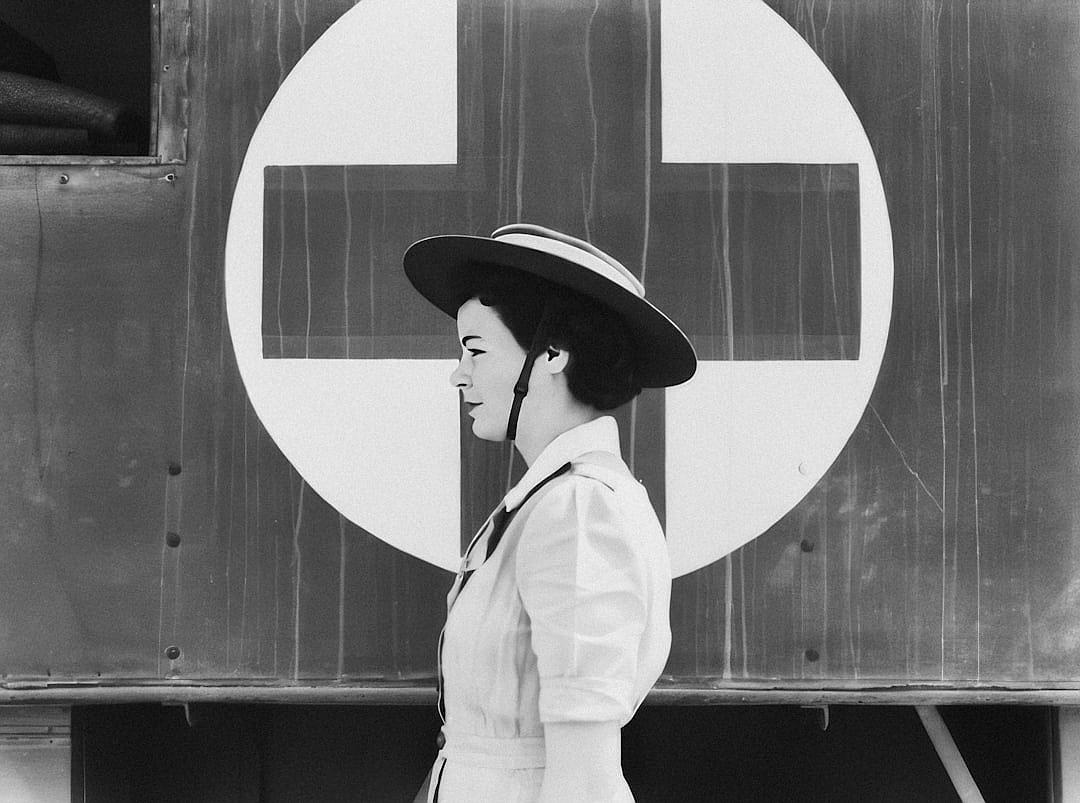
[
  {"left": 721, "top": 164, "right": 734, "bottom": 678},
  {"left": 751, "top": 543, "right": 759, "bottom": 673},
  {"left": 514, "top": 6, "right": 525, "bottom": 220},
  {"left": 630, "top": 0, "right": 654, "bottom": 478},
  {"left": 966, "top": 0, "right": 981, "bottom": 680},
  {"left": 707, "top": 168, "right": 718, "bottom": 345},
  {"left": 825, "top": 164, "right": 844, "bottom": 358},
  {"left": 739, "top": 549, "right": 748, "bottom": 677},
  {"left": 179, "top": 43, "right": 203, "bottom": 530},
  {"left": 226, "top": 394, "right": 237, "bottom": 667},
  {"left": 255, "top": 427, "right": 263, "bottom": 668},
  {"left": 913, "top": 482, "right": 921, "bottom": 671},
  {"left": 273, "top": 467, "right": 281, "bottom": 676},
  {"left": 171, "top": 545, "right": 182, "bottom": 645},
  {"left": 846, "top": 512, "right": 857, "bottom": 671},
  {"left": 293, "top": 478, "right": 306, "bottom": 680},
  {"left": 156, "top": 476, "right": 170, "bottom": 676},
  {"left": 946, "top": 4, "right": 963, "bottom": 680},
  {"left": 391, "top": 553, "right": 402, "bottom": 673},
  {"left": 581, "top": 175, "right": 591, "bottom": 242},
  {"left": 293, "top": 0, "right": 308, "bottom": 52},
  {"left": 240, "top": 403, "right": 250, "bottom": 664},
  {"left": 721, "top": 165, "right": 734, "bottom": 353},
  {"left": 301, "top": 166, "right": 312, "bottom": 358},
  {"left": 497, "top": 0, "right": 512, "bottom": 220},
  {"left": 338, "top": 515, "right": 347, "bottom": 678},
  {"left": 722, "top": 555, "right": 733, "bottom": 680},
  {"left": 1026, "top": 445, "right": 1036, "bottom": 674},
  {"left": 584, "top": 0, "right": 601, "bottom": 233},
  {"left": 276, "top": 0, "right": 286, "bottom": 86},
  {"left": 797, "top": 167, "right": 806, "bottom": 360},
  {"left": 922, "top": 0, "right": 948, "bottom": 678},
  {"left": 369, "top": 192, "right": 378, "bottom": 357},
  {"left": 640, "top": 0, "right": 653, "bottom": 282},
  {"left": 343, "top": 167, "right": 351, "bottom": 358},
  {"left": 277, "top": 169, "right": 286, "bottom": 353},
  {"left": 902, "top": 490, "right": 911, "bottom": 676}
]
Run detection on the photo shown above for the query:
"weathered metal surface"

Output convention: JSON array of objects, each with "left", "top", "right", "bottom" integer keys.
[
  {"left": 0, "top": 0, "right": 1078, "bottom": 696},
  {"left": 667, "top": 0, "right": 1080, "bottom": 685},
  {"left": 154, "top": 0, "right": 191, "bottom": 163}
]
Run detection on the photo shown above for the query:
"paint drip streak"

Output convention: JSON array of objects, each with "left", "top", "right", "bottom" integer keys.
[
  {"left": 343, "top": 167, "right": 351, "bottom": 358},
  {"left": 293, "top": 478, "right": 306, "bottom": 681},
  {"left": 338, "top": 515, "right": 347, "bottom": 677},
  {"left": 965, "top": 0, "right": 981, "bottom": 680},
  {"left": 302, "top": 166, "right": 312, "bottom": 359}
]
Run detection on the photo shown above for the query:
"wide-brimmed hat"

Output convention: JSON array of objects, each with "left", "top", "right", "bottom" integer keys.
[{"left": 403, "top": 224, "right": 697, "bottom": 388}]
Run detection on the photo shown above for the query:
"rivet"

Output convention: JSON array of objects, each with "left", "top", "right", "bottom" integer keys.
[
  {"left": 797, "top": 462, "right": 809, "bottom": 476},
  {"left": 166, "top": 531, "right": 181, "bottom": 548},
  {"left": 804, "top": 648, "right": 820, "bottom": 663},
  {"left": 800, "top": 539, "right": 815, "bottom": 553},
  {"left": 168, "top": 462, "right": 182, "bottom": 476},
  {"left": 58, "top": 174, "right": 69, "bottom": 185},
  {"left": 163, "top": 64, "right": 171, "bottom": 72},
  {"left": 165, "top": 173, "right": 176, "bottom": 182},
  {"left": 165, "top": 645, "right": 181, "bottom": 660}
]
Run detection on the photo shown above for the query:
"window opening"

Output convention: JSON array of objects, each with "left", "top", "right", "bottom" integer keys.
[{"left": 0, "top": 0, "right": 186, "bottom": 164}]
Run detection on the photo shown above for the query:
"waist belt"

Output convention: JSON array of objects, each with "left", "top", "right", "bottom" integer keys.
[{"left": 436, "top": 728, "right": 546, "bottom": 769}]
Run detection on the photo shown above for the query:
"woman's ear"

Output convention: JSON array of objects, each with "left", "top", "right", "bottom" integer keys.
[{"left": 542, "top": 346, "right": 570, "bottom": 375}]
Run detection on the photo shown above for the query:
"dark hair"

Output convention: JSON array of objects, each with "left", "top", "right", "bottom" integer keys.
[{"left": 467, "top": 266, "right": 643, "bottom": 410}]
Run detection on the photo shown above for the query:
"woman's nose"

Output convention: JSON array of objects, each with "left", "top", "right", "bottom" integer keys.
[{"left": 449, "top": 358, "right": 470, "bottom": 388}]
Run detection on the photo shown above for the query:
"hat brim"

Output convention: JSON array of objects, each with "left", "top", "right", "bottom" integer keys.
[{"left": 403, "top": 235, "right": 697, "bottom": 388}]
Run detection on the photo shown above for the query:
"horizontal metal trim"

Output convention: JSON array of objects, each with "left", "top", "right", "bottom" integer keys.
[
  {"left": 0, "top": 156, "right": 174, "bottom": 166},
  {"left": 5, "top": 681, "right": 1080, "bottom": 707}
]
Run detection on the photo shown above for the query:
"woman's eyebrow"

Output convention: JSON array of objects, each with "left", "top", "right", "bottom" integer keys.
[{"left": 461, "top": 335, "right": 481, "bottom": 347}]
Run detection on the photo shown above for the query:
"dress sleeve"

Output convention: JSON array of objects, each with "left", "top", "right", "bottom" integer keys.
[{"left": 515, "top": 476, "right": 649, "bottom": 724}]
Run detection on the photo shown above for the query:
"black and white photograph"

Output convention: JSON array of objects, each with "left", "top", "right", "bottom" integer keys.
[{"left": 1, "top": 0, "right": 1077, "bottom": 800}]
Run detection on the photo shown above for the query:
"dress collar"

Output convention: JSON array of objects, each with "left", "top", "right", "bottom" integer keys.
[{"left": 503, "top": 416, "right": 621, "bottom": 512}]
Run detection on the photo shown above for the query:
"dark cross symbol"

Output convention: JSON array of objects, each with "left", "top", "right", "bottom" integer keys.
[{"left": 261, "top": 0, "right": 860, "bottom": 550}]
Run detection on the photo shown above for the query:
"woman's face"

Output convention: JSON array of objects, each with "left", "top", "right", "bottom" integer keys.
[{"left": 451, "top": 297, "right": 528, "bottom": 441}]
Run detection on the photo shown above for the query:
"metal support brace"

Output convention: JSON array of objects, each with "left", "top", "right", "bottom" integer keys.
[
  {"left": 1055, "top": 707, "right": 1080, "bottom": 802},
  {"left": 801, "top": 704, "right": 830, "bottom": 731},
  {"left": 915, "top": 706, "right": 985, "bottom": 803}
]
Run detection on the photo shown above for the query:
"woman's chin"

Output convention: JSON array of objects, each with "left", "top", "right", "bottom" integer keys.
[{"left": 470, "top": 419, "right": 507, "bottom": 442}]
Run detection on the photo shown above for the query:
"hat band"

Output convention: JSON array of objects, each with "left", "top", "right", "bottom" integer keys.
[{"left": 494, "top": 232, "right": 644, "bottom": 298}]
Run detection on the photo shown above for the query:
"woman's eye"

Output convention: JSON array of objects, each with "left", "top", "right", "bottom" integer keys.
[{"left": 467, "top": 349, "right": 485, "bottom": 357}]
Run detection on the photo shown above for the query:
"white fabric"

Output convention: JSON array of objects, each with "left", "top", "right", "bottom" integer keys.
[
  {"left": 494, "top": 232, "right": 646, "bottom": 297},
  {"left": 429, "top": 416, "right": 671, "bottom": 801}
]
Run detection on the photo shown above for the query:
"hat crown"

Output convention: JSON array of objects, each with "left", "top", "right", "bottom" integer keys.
[{"left": 490, "top": 224, "right": 646, "bottom": 298}]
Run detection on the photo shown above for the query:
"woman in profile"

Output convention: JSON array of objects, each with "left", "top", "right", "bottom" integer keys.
[{"left": 404, "top": 224, "right": 696, "bottom": 802}]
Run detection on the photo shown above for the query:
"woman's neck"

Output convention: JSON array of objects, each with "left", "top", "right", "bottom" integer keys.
[{"left": 514, "top": 404, "right": 599, "bottom": 467}]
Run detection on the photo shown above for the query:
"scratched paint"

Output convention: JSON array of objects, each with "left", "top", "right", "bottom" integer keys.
[{"left": 0, "top": 0, "right": 1077, "bottom": 692}]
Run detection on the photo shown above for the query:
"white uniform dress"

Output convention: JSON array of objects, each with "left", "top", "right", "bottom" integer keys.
[{"left": 427, "top": 416, "right": 672, "bottom": 802}]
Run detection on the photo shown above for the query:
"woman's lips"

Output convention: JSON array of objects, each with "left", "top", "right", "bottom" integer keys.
[{"left": 464, "top": 401, "right": 481, "bottom": 414}]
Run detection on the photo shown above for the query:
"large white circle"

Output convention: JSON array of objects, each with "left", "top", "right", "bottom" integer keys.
[{"left": 225, "top": 0, "right": 892, "bottom": 578}]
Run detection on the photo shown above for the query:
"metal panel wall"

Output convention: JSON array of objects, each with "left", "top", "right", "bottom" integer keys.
[{"left": 1, "top": 0, "right": 1077, "bottom": 694}]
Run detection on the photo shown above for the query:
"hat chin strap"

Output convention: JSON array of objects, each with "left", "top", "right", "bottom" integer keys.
[
  {"left": 505, "top": 352, "right": 536, "bottom": 442},
  {"left": 505, "top": 306, "right": 552, "bottom": 442}
]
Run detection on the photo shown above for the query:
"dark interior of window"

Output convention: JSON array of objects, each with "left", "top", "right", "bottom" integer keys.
[{"left": 0, "top": 0, "right": 151, "bottom": 156}]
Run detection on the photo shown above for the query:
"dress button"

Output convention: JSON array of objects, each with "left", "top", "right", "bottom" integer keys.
[{"left": 436, "top": 731, "right": 446, "bottom": 749}]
